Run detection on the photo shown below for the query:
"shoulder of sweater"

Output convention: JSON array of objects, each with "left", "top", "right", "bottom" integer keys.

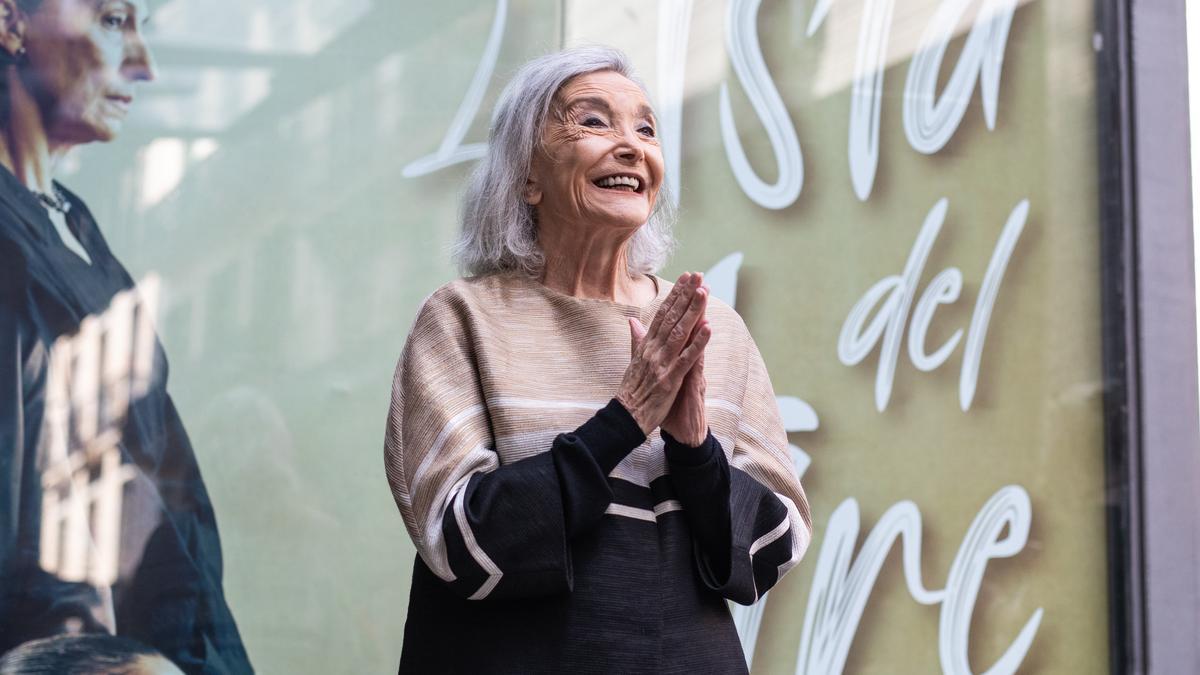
[
  {"left": 413, "top": 274, "right": 524, "bottom": 327},
  {"left": 427, "top": 274, "right": 526, "bottom": 302},
  {"left": 422, "top": 276, "right": 480, "bottom": 303},
  {"left": 701, "top": 293, "right": 754, "bottom": 340}
]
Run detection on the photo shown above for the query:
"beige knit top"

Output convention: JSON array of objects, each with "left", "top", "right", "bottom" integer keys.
[{"left": 384, "top": 272, "right": 811, "bottom": 609}]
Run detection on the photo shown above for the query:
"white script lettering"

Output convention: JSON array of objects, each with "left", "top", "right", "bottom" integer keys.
[
  {"left": 719, "top": 0, "right": 804, "bottom": 209},
  {"left": 837, "top": 199, "right": 1029, "bottom": 411},
  {"left": 903, "top": 0, "right": 1018, "bottom": 154},
  {"left": 795, "top": 485, "right": 1041, "bottom": 675},
  {"left": 401, "top": 0, "right": 506, "bottom": 177}
]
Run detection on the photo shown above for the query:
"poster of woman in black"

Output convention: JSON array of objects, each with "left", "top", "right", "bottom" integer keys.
[{"left": 0, "top": 1, "right": 251, "bottom": 672}]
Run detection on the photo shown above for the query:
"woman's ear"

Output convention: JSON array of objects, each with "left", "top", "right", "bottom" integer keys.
[
  {"left": 523, "top": 178, "right": 542, "bottom": 206},
  {"left": 0, "top": 0, "right": 26, "bottom": 61}
]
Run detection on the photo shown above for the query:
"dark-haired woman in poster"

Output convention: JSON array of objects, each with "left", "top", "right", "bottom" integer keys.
[{"left": 0, "top": 1, "right": 251, "bottom": 672}]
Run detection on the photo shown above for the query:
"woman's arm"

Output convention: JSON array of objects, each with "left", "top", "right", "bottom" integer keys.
[
  {"left": 0, "top": 261, "right": 108, "bottom": 652},
  {"left": 385, "top": 279, "right": 707, "bottom": 601},
  {"left": 385, "top": 288, "right": 565, "bottom": 601},
  {"left": 664, "top": 332, "right": 812, "bottom": 606},
  {"left": 400, "top": 398, "right": 645, "bottom": 601}
]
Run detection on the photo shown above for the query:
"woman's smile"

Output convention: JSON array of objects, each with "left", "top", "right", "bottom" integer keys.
[
  {"left": 592, "top": 173, "right": 646, "bottom": 193},
  {"left": 528, "top": 69, "right": 665, "bottom": 233}
]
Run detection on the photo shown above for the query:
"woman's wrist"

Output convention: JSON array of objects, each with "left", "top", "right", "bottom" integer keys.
[
  {"left": 661, "top": 427, "right": 709, "bottom": 451},
  {"left": 661, "top": 415, "right": 708, "bottom": 448},
  {"left": 614, "top": 391, "right": 653, "bottom": 437}
]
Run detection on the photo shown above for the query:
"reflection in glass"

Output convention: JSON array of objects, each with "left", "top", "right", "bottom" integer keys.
[{"left": 0, "top": 1, "right": 250, "bottom": 672}]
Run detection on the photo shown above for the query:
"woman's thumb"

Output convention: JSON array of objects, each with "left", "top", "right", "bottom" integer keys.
[{"left": 628, "top": 317, "right": 647, "bottom": 355}]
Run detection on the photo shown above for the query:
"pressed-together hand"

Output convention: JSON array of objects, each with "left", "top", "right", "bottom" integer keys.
[
  {"left": 660, "top": 323, "right": 708, "bottom": 447},
  {"left": 616, "top": 272, "right": 711, "bottom": 437}
]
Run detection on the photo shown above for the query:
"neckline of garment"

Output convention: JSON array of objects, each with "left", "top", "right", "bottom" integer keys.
[{"left": 518, "top": 272, "right": 668, "bottom": 313}]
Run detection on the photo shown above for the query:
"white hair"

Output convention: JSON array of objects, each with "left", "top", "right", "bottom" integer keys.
[{"left": 454, "top": 45, "right": 676, "bottom": 277}]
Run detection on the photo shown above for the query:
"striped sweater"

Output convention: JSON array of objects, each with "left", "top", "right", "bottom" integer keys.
[{"left": 384, "top": 272, "right": 811, "bottom": 674}]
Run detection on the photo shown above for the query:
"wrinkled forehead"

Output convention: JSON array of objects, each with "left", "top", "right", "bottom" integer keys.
[{"left": 552, "top": 70, "right": 655, "bottom": 117}]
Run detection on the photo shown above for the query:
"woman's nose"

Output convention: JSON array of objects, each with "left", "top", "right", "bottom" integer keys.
[
  {"left": 123, "top": 33, "right": 157, "bottom": 83},
  {"left": 614, "top": 128, "right": 645, "bottom": 162}
]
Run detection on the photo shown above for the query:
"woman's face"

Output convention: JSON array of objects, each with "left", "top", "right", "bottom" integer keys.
[
  {"left": 21, "top": 0, "right": 155, "bottom": 146},
  {"left": 528, "top": 70, "right": 664, "bottom": 237}
]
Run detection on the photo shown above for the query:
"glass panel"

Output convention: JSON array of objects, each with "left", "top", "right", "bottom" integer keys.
[
  {"left": 561, "top": 1, "right": 1108, "bottom": 671},
  {"left": 2, "top": 0, "right": 1111, "bottom": 672}
]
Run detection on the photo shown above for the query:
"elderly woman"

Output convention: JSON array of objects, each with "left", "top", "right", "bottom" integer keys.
[
  {"left": 0, "top": 1, "right": 250, "bottom": 672},
  {"left": 385, "top": 47, "right": 811, "bottom": 673}
]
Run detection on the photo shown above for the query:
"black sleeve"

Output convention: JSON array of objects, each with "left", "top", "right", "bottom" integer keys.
[
  {"left": 116, "top": 391, "right": 255, "bottom": 675},
  {"left": 551, "top": 399, "right": 647, "bottom": 538},
  {"left": 0, "top": 254, "right": 109, "bottom": 653},
  {"left": 664, "top": 430, "right": 799, "bottom": 606},
  {"left": 438, "top": 398, "right": 646, "bottom": 601}
]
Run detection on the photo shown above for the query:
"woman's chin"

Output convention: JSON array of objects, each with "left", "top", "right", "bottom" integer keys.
[
  {"left": 91, "top": 118, "right": 122, "bottom": 142},
  {"left": 50, "top": 119, "right": 120, "bottom": 147},
  {"left": 585, "top": 207, "right": 652, "bottom": 232}
]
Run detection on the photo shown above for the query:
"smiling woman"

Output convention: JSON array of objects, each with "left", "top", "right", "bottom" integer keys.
[
  {"left": 527, "top": 70, "right": 667, "bottom": 304},
  {"left": 384, "top": 46, "right": 811, "bottom": 674},
  {"left": 0, "top": 1, "right": 252, "bottom": 672},
  {"left": 456, "top": 49, "right": 676, "bottom": 282}
]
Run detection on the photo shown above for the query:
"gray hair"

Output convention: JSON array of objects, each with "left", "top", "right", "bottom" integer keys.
[{"left": 454, "top": 46, "right": 676, "bottom": 277}]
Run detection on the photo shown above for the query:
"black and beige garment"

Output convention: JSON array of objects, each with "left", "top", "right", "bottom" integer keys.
[{"left": 384, "top": 273, "right": 811, "bottom": 674}]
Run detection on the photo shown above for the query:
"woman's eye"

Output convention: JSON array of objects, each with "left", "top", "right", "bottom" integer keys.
[
  {"left": 580, "top": 117, "right": 606, "bottom": 128},
  {"left": 639, "top": 125, "right": 656, "bottom": 138},
  {"left": 102, "top": 13, "right": 128, "bottom": 30}
]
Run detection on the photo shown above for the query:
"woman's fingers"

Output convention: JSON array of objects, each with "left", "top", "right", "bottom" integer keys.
[
  {"left": 677, "top": 328, "right": 706, "bottom": 392},
  {"left": 647, "top": 272, "right": 691, "bottom": 339},
  {"left": 616, "top": 290, "right": 711, "bottom": 435},
  {"left": 654, "top": 273, "right": 702, "bottom": 347},
  {"left": 671, "top": 320, "right": 712, "bottom": 377},
  {"left": 628, "top": 317, "right": 647, "bottom": 357},
  {"left": 664, "top": 285, "right": 708, "bottom": 354}
]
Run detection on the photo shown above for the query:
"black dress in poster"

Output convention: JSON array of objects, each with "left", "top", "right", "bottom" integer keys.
[{"left": 0, "top": 0, "right": 250, "bottom": 673}]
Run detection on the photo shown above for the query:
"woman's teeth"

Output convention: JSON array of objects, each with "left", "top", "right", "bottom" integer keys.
[{"left": 595, "top": 175, "right": 640, "bottom": 191}]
